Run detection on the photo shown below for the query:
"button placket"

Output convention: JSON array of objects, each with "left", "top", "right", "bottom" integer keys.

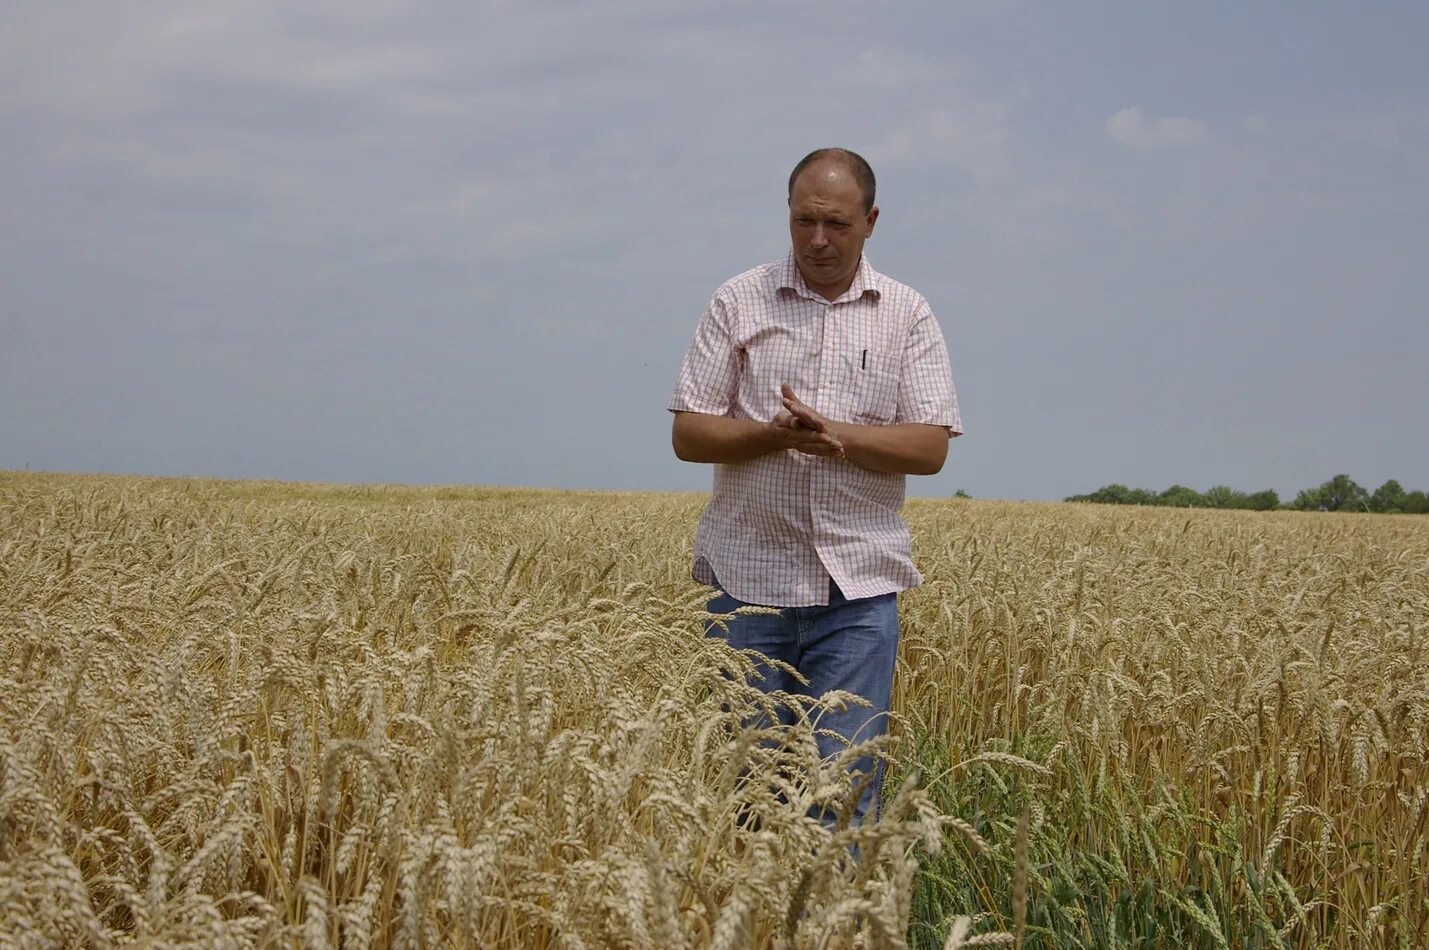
[{"left": 817, "top": 304, "right": 835, "bottom": 407}]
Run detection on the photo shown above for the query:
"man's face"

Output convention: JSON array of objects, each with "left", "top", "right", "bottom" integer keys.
[{"left": 788, "top": 162, "right": 878, "bottom": 299}]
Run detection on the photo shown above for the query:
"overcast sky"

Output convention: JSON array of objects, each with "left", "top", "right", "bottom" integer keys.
[{"left": 3, "top": 2, "right": 1426, "bottom": 500}]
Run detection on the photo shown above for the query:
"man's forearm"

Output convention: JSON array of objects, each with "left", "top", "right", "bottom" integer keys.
[
  {"left": 673, "top": 409, "right": 947, "bottom": 473},
  {"left": 837, "top": 422, "right": 949, "bottom": 476},
  {"left": 671, "top": 412, "right": 778, "bottom": 463}
]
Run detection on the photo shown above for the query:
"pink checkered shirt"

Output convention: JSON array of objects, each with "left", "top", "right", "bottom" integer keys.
[{"left": 669, "top": 252, "right": 962, "bottom": 607}]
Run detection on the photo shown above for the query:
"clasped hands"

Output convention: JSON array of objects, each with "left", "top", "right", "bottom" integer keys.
[{"left": 770, "top": 384, "right": 845, "bottom": 458}]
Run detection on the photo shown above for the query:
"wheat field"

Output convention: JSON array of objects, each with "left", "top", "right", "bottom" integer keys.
[{"left": 1, "top": 472, "right": 1425, "bottom": 948}]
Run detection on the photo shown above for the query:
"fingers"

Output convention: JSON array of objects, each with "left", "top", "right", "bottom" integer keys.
[
  {"left": 788, "top": 428, "right": 844, "bottom": 457},
  {"left": 779, "top": 385, "right": 829, "bottom": 434},
  {"left": 786, "top": 402, "right": 825, "bottom": 432},
  {"left": 765, "top": 414, "right": 840, "bottom": 457},
  {"left": 791, "top": 440, "right": 843, "bottom": 457}
]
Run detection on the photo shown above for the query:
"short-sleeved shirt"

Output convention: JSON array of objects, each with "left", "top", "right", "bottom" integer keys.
[{"left": 668, "top": 252, "right": 961, "bottom": 607}]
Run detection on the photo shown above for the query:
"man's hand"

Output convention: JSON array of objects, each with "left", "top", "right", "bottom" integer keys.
[
  {"left": 781, "top": 384, "right": 837, "bottom": 435},
  {"left": 770, "top": 384, "right": 843, "bottom": 457},
  {"left": 782, "top": 383, "right": 950, "bottom": 475},
  {"left": 673, "top": 397, "right": 946, "bottom": 473}
]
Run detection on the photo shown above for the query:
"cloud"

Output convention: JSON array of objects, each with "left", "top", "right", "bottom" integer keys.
[
  {"left": 1105, "top": 107, "right": 1209, "bottom": 151},
  {"left": 865, "top": 102, "right": 1013, "bottom": 184}
]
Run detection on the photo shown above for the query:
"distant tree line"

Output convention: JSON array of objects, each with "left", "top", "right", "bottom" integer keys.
[{"left": 1065, "top": 474, "right": 1429, "bottom": 514}]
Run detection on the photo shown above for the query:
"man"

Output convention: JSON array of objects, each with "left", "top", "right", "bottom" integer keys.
[{"left": 667, "top": 148, "right": 961, "bottom": 825}]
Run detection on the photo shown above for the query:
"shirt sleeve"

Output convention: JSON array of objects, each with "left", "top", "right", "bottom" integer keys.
[
  {"left": 667, "top": 294, "right": 740, "bottom": 416},
  {"left": 895, "top": 299, "right": 963, "bottom": 435}
]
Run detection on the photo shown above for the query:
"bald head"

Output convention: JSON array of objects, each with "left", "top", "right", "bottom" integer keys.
[{"left": 788, "top": 148, "right": 877, "bottom": 214}]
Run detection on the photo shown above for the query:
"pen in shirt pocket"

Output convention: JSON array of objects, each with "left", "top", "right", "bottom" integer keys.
[{"left": 861, "top": 349, "right": 867, "bottom": 370}]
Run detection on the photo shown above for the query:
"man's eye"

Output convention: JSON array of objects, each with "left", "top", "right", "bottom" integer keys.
[{"left": 830, "top": 222, "right": 850, "bottom": 230}]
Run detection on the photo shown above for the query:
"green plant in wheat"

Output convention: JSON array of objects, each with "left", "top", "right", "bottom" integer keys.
[{"left": 893, "top": 499, "right": 1428, "bottom": 949}]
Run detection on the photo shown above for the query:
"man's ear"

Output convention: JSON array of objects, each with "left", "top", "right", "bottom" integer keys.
[{"left": 865, "top": 206, "right": 880, "bottom": 237}]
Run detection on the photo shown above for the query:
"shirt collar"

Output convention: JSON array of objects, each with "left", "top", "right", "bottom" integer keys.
[{"left": 775, "top": 251, "right": 882, "bottom": 303}]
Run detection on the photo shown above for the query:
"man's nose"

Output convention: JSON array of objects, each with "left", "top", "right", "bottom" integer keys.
[{"left": 810, "top": 225, "right": 829, "bottom": 247}]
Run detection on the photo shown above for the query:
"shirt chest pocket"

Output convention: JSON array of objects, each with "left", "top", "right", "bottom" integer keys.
[{"left": 846, "top": 348, "right": 899, "bottom": 424}]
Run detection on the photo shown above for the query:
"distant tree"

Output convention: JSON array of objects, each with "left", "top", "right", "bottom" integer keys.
[
  {"left": 1203, "top": 485, "right": 1248, "bottom": 509},
  {"left": 1067, "top": 484, "right": 1132, "bottom": 504},
  {"left": 1067, "top": 477, "right": 1420, "bottom": 514},
  {"left": 1090, "top": 484, "right": 1133, "bottom": 504},
  {"left": 1370, "top": 479, "right": 1407, "bottom": 513},
  {"left": 1402, "top": 490, "right": 1429, "bottom": 515},
  {"left": 1245, "top": 489, "right": 1280, "bottom": 511},
  {"left": 953, "top": 489, "right": 972, "bottom": 499},
  {"left": 1293, "top": 474, "right": 1368, "bottom": 512},
  {"left": 1158, "top": 485, "right": 1208, "bottom": 508}
]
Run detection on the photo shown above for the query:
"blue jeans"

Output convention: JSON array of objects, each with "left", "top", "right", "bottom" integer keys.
[{"left": 705, "top": 578, "right": 900, "bottom": 826}]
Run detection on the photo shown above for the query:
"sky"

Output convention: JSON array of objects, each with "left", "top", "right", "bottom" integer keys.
[{"left": 3, "top": 1, "right": 1427, "bottom": 501}]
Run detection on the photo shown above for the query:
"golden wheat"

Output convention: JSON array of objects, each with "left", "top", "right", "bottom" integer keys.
[
  {"left": 3, "top": 472, "right": 1424, "bottom": 947},
  {"left": 0, "top": 474, "right": 958, "bottom": 948}
]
